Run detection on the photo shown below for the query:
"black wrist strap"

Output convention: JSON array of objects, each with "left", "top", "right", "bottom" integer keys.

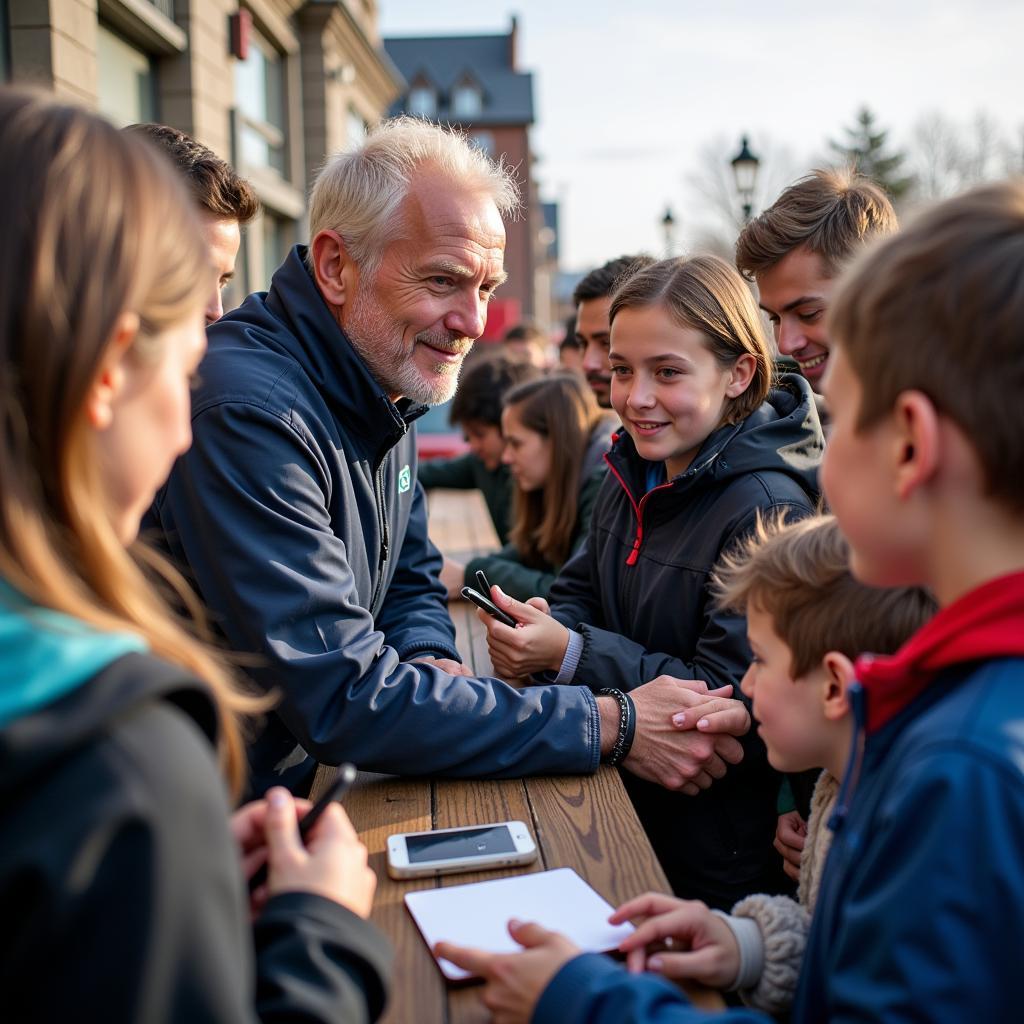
[{"left": 598, "top": 688, "right": 636, "bottom": 766}]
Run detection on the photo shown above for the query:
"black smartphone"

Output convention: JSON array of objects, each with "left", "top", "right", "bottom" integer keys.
[
  {"left": 461, "top": 584, "right": 517, "bottom": 628},
  {"left": 248, "top": 762, "right": 358, "bottom": 893},
  {"left": 475, "top": 569, "right": 492, "bottom": 596}
]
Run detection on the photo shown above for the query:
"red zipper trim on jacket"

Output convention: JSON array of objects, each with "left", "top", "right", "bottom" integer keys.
[{"left": 603, "top": 452, "right": 674, "bottom": 566}]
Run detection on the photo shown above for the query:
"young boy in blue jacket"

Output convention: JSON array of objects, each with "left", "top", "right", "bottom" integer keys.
[{"left": 435, "top": 181, "right": 1024, "bottom": 1023}]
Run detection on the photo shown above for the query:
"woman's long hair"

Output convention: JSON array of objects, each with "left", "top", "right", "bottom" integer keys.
[
  {"left": 0, "top": 89, "right": 260, "bottom": 797},
  {"left": 507, "top": 373, "right": 607, "bottom": 569}
]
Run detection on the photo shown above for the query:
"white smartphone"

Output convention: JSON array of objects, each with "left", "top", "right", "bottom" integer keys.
[{"left": 386, "top": 820, "right": 537, "bottom": 879}]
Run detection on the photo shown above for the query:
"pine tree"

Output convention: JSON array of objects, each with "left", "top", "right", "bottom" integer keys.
[{"left": 829, "top": 107, "right": 915, "bottom": 199}]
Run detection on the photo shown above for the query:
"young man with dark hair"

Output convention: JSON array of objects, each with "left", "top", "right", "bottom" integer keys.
[
  {"left": 419, "top": 352, "right": 540, "bottom": 548},
  {"left": 573, "top": 254, "right": 655, "bottom": 408},
  {"left": 735, "top": 168, "right": 896, "bottom": 390},
  {"left": 127, "top": 123, "right": 260, "bottom": 324}
]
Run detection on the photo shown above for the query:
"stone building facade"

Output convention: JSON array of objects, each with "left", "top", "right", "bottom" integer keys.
[{"left": 1, "top": 0, "right": 402, "bottom": 296}]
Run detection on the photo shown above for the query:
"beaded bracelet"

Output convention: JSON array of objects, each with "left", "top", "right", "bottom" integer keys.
[{"left": 597, "top": 687, "right": 637, "bottom": 766}]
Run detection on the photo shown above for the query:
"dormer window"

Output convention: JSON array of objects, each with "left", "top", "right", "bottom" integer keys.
[
  {"left": 408, "top": 78, "right": 436, "bottom": 118},
  {"left": 452, "top": 79, "right": 482, "bottom": 119}
]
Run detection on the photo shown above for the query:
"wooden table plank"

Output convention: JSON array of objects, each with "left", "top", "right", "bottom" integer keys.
[
  {"left": 526, "top": 769, "right": 670, "bottom": 901},
  {"left": 327, "top": 769, "right": 444, "bottom": 1024}
]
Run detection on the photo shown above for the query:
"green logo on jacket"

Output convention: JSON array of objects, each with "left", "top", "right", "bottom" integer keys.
[{"left": 398, "top": 465, "right": 411, "bottom": 494}]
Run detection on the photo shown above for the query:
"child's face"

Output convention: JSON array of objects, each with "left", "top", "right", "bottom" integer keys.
[
  {"left": 755, "top": 246, "right": 835, "bottom": 387},
  {"left": 93, "top": 310, "right": 207, "bottom": 545},
  {"left": 609, "top": 305, "right": 740, "bottom": 478},
  {"left": 463, "top": 419, "right": 505, "bottom": 471},
  {"left": 821, "top": 348, "right": 925, "bottom": 588},
  {"left": 501, "top": 403, "right": 552, "bottom": 493},
  {"left": 741, "top": 604, "right": 831, "bottom": 773}
]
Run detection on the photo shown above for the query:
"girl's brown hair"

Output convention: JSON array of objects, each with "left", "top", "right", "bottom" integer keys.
[
  {"left": 0, "top": 89, "right": 260, "bottom": 797},
  {"left": 609, "top": 254, "right": 772, "bottom": 424},
  {"left": 506, "top": 373, "right": 607, "bottom": 569}
]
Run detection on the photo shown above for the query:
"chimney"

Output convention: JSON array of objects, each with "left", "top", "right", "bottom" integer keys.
[{"left": 508, "top": 14, "right": 518, "bottom": 68}]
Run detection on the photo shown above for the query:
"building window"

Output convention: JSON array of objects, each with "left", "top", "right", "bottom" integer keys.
[
  {"left": 452, "top": 82, "right": 482, "bottom": 119},
  {"left": 408, "top": 85, "right": 436, "bottom": 118},
  {"left": 235, "top": 28, "right": 287, "bottom": 177},
  {"left": 97, "top": 22, "right": 156, "bottom": 126},
  {"left": 346, "top": 105, "right": 367, "bottom": 149}
]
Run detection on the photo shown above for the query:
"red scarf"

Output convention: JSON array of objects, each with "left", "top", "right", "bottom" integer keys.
[{"left": 855, "top": 571, "right": 1024, "bottom": 734}]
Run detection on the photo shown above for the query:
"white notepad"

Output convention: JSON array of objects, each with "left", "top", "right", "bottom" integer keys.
[{"left": 404, "top": 867, "right": 634, "bottom": 980}]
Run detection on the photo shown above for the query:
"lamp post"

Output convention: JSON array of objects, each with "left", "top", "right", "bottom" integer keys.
[
  {"left": 730, "top": 135, "right": 760, "bottom": 224},
  {"left": 661, "top": 206, "right": 677, "bottom": 257}
]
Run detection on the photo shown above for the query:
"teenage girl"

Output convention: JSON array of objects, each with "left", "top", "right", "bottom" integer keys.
[
  {"left": 463, "top": 373, "right": 614, "bottom": 601},
  {"left": 0, "top": 91, "right": 388, "bottom": 1021},
  {"left": 481, "top": 255, "right": 824, "bottom": 908}
]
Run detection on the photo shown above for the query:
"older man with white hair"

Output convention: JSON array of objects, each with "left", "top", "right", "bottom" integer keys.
[{"left": 151, "top": 118, "right": 748, "bottom": 797}]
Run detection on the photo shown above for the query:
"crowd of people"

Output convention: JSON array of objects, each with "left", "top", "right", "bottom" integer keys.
[{"left": 1, "top": 84, "right": 1022, "bottom": 1024}]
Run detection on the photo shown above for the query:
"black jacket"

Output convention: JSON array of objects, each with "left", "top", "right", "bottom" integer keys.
[
  {"left": 150, "top": 246, "right": 602, "bottom": 795},
  {"left": 0, "top": 651, "right": 391, "bottom": 1023},
  {"left": 548, "top": 376, "right": 824, "bottom": 908}
]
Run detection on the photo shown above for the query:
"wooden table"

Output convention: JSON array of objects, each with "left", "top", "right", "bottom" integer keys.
[{"left": 312, "top": 489, "right": 723, "bottom": 1022}]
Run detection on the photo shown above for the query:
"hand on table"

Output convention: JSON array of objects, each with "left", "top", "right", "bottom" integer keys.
[
  {"left": 618, "top": 677, "right": 745, "bottom": 795},
  {"left": 611, "top": 892, "right": 740, "bottom": 988},
  {"left": 775, "top": 810, "right": 807, "bottom": 881},
  {"left": 231, "top": 788, "right": 376, "bottom": 919},
  {"left": 435, "top": 919, "right": 581, "bottom": 1024},
  {"left": 481, "top": 588, "right": 568, "bottom": 679}
]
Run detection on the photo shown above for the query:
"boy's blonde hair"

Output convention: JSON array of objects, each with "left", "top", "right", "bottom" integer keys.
[
  {"left": 829, "top": 180, "right": 1024, "bottom": 513},
  {"left": 735, "top": 167, "right": 897, "bottom": 280},
  {"left": 714, "top": 515, "right": 935, "bottom": 677}
]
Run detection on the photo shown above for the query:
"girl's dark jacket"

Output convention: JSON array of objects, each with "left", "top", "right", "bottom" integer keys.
[
  {"left": 0, "top": 645, "right": 391, "bottom": 1022},
  {"left": 547, "top": 374, "right": 824, "bottom": 908}
]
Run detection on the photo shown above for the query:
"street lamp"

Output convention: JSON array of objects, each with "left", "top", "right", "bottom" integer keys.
[
  {"left": 661, "top": 206, "right": 677, "bottom": 257},
  {"left": 730, "top": 135, "right": 760, "bottom": 224}
]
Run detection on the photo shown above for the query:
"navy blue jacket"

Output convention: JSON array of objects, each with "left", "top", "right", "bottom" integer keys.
[
  {"left": 533, "top": 602, "right": 1024, "bottom": 1023},
  {"left": 548, "top": 377, "right": 823, "bottom": 908},
  {"left": 151, "top": 246, "right": 601, "bottom": 794}
]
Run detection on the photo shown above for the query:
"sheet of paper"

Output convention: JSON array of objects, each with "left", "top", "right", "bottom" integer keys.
[{"left": 404, "top": 867, "right": 635, "bottom": 980}]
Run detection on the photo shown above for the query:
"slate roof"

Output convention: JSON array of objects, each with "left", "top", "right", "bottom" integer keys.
[{"left": 383, "top": 33, "right": 534, "bottom": 126}]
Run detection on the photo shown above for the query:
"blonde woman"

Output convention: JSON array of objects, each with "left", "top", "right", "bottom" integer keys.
[{"left": 0, "top": 90, "right": 388, "bottom": 1022}]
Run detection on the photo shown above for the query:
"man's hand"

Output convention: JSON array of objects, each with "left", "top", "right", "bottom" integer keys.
[
  {"left": 481, "top": 587, "right": 569, "bottom": 679},
  {"left": 775, "top": 810, "right": 807, "bottom": 881},
  {"left": 439, "top": 556, "right": 466, "bottom": 600},
  {"left": 410, "top": 655, "right": 473, "bottom": 677},
  {"left": 611, "top": 892, "right": 740, "bottom": 988},
  {"left": 618, "top": 676, "right": 745, "bottom": 795},
  {"left": 435, "top": 919, "right": 580, "bottom": 1024}
]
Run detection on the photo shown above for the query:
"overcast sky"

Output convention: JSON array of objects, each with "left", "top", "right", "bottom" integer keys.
[{"left": 380, "top": 0, "right": 1024, "bottom": 269}]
